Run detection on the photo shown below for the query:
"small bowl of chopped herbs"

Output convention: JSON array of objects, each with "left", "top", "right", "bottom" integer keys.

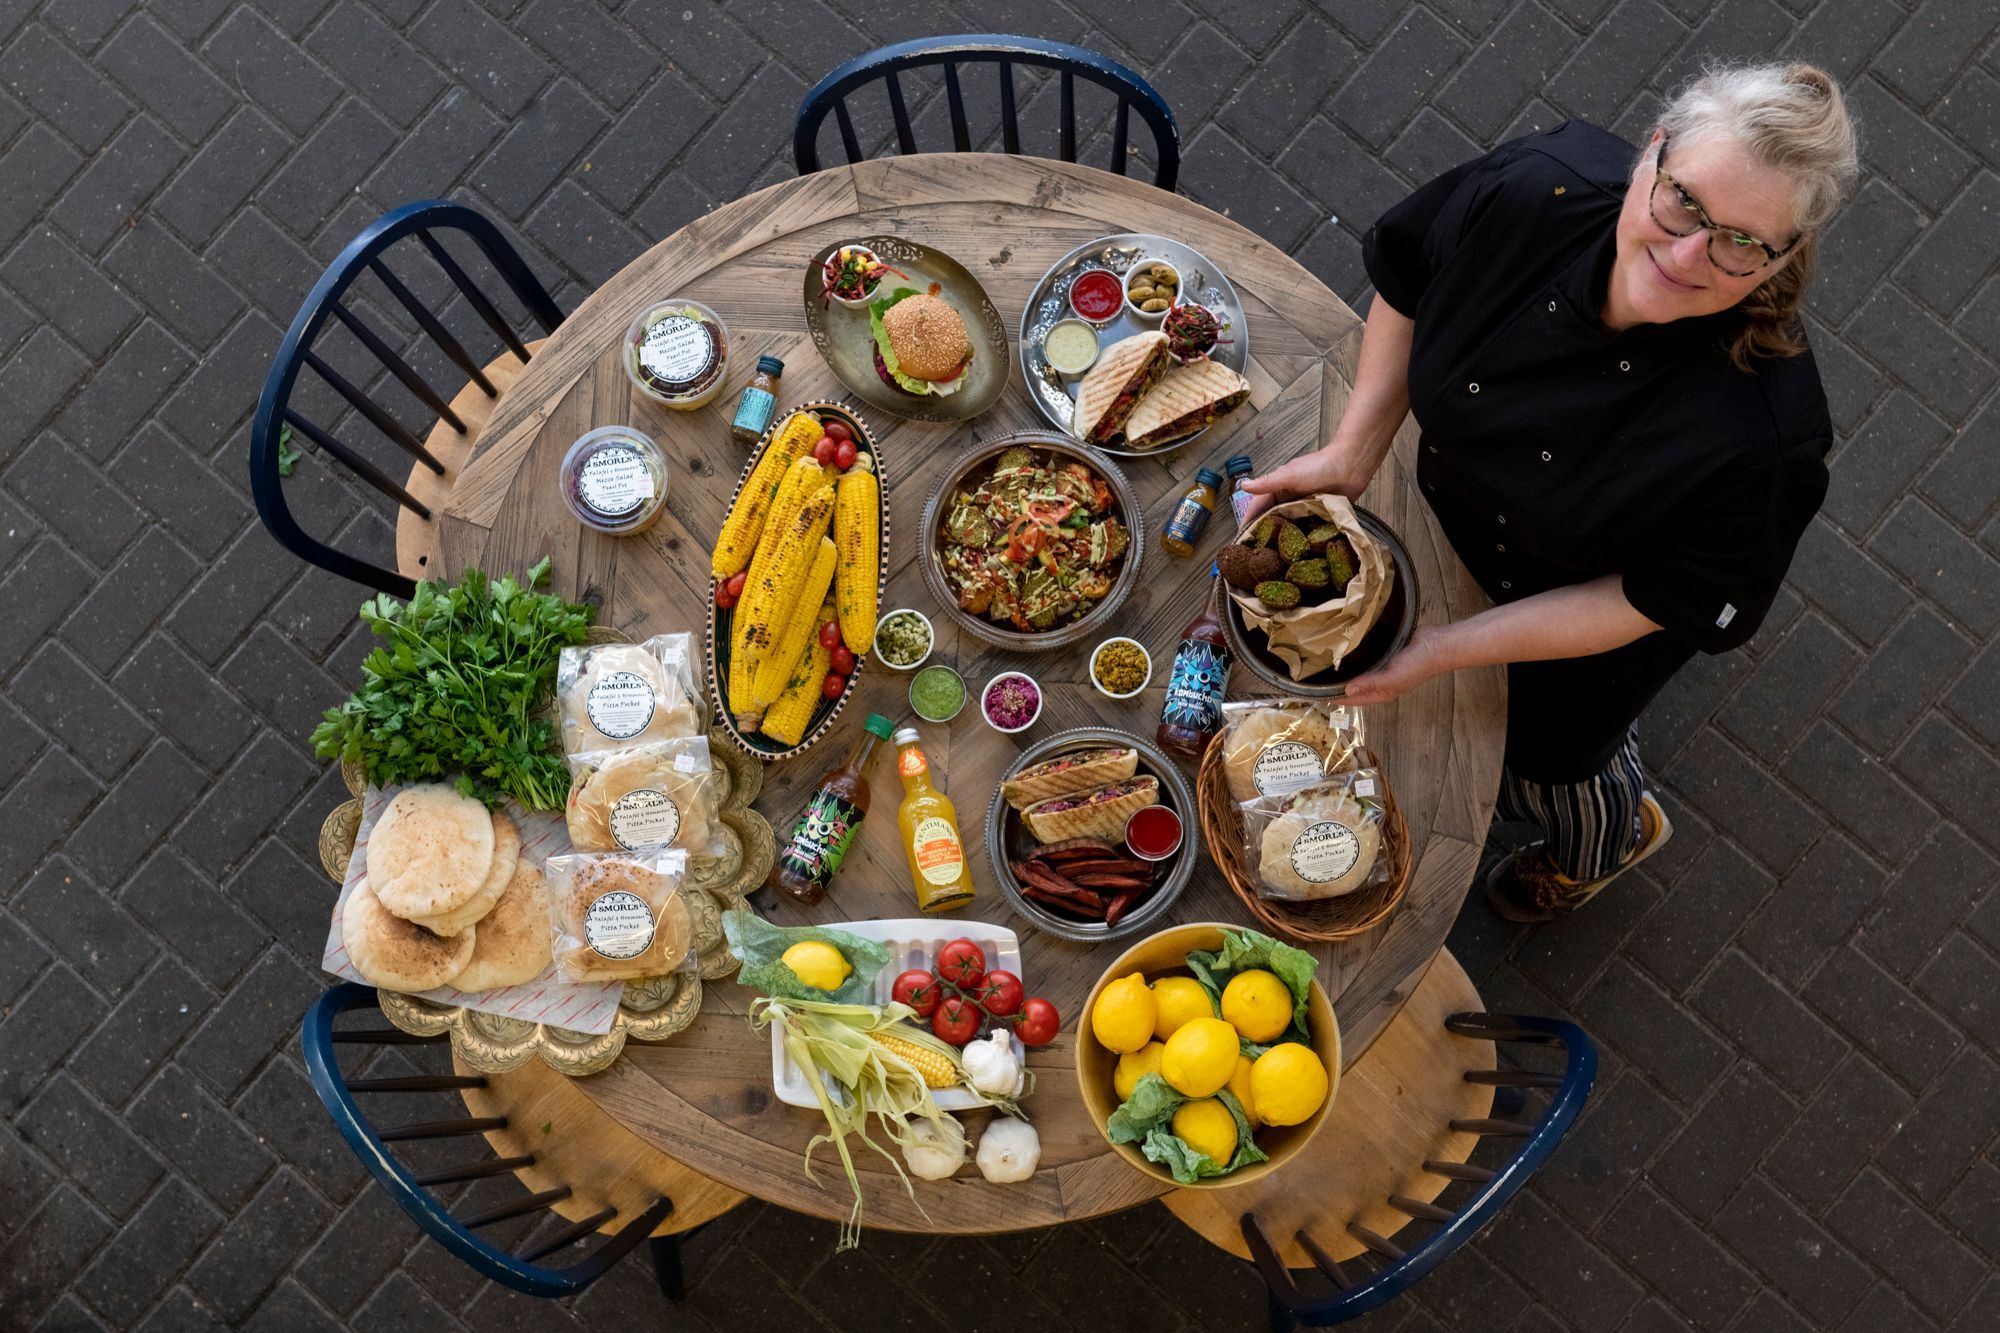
[
  {"left": 1090, "top": 637, "right": 1151, "bottom": 700},
  {"left": 873, "top": 608, "right": 934, "bottom": 671}
]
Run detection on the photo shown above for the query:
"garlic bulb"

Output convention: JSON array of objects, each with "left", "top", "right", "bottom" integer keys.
[
  {"left": 902, "top": 1114, "right": 967, "bottom": 1181},
  {"left": 975, "top": 1117, "right": 1041, "bottom": 1183},
  {"left": 961, "top": 1030, "right": 1026, "bottom": 1097}
]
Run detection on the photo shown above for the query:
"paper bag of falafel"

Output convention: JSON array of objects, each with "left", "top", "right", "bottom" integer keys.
[{"left": 1220, "top": 495, "right": 1392, "bottom": 680}]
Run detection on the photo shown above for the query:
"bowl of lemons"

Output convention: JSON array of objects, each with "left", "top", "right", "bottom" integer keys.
[{"left": 1076, "top": 922, "right": 1341, "bottom": 1189}]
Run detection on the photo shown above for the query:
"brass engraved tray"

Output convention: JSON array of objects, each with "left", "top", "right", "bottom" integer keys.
[{"left": 320, "top": 726, "right": 771, "bottom": 1077}]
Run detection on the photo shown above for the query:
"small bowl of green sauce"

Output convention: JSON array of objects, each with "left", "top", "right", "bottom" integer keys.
[{"left": 909, "top": 664, "right": 966, "bottom": 724}]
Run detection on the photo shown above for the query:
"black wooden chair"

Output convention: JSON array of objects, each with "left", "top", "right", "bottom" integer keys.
[
  {"left": 249, "top": 200, "right": 563, "bottom": 598},
  {"left": 794, "top": 35, "right": 1180, "bottom": 189},
  {"left": 302, "top": 983, "right": 742, "bottom": 1299}
]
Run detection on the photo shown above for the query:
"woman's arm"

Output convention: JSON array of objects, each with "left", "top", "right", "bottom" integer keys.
[
  {"left": 1336, "top": 575, "right": 1664, "bottom": 707},
  {"left": 1238, "top": 294, "right": 1415, "bottom": 518}
]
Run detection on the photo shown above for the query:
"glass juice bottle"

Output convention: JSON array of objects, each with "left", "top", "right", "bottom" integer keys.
[
  {"left": 1157, "top": 568, "right": 1233, "bottom": 758},
  {"left": 768, "top": 712, "right": 893, "bottom": 905},
  {"left": 892, "top": 727, "right": 975, "bottom": 913}
]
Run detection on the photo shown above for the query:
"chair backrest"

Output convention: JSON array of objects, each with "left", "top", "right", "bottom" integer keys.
[
  {"left": 1243, "top": 1012, "right": 1597, "bottom": 1328},
  {"left": 249, "top": 200, "right": 562, "bottom": 599},
  {"left": 794, "top": 35, "right": 1180, "bottom": 190},
  {"left": 300, "top": 983, "right": 670, "bottom": 1298}
]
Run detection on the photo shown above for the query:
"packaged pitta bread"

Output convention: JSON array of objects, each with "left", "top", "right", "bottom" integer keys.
[
  {"left": 1241, "top": 769, "right": 1389, "bottom": 902},
  {"left": 1219, "top": 701, "right": 1365, "bottom": 804},
  {"left": 564, "top": 736, "right": 725, "bottom": 858},
  {"left": 557, "top": 633, "right": 704, "bottom": 755},
  {"left": 544, "top": 849, "right": 698, "bottom": 983}
]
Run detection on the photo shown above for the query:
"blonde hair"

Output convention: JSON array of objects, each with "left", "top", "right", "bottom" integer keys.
[{"left": 1654, "top": 62, "right": 1859, "bottom": 370}]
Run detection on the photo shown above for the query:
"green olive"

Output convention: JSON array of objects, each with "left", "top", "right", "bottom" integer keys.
[{"left": 1141, "top": 297, "right": 1170, "bottom": 313}]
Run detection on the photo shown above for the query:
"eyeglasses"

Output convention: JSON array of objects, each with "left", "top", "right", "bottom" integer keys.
[{"left": 1649, "top": 132, "right": 1801, "bottom": 278}]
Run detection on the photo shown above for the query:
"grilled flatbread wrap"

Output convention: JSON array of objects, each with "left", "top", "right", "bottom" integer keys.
[
  {"left": 1124, "top": 360, "right": 1251, "bottom": 450},
  {"left": 1000, "top": 747, "right": 1140, "bottom": 811},
  {"left": 1072, "top": 331, "right": 1170, "bottom": 446},
  {"left": 1021, "top": 775, "right": 1159, "bottom": 843}
]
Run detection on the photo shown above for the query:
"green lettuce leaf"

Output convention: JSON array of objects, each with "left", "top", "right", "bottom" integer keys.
[
  {"left": 1186, "top": 927, "right": 1319, "bottom": 1055},
  {"left": 867, "top": 287, "right": 936, "bottom": 395},
  {"left": 1111, "top": 1075, "right": 1268, "bottom": 1184},
  {"left": 1105, "top": 1071, "right": 1182, "bottom": 1144},
  {"left": 723, "top": 910, "right": 891, "bottom": 1005}
]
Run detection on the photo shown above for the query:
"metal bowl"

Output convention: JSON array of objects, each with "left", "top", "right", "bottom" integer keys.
[
  {"left": 920, "top": 431, "right": 1144, "bottom": 654},
  {"left": 986, "top": 727, "right": 1198, "bottom": 944},
  {"left": 1223, "top": 504, "right": 1419, "bottom": 697}
]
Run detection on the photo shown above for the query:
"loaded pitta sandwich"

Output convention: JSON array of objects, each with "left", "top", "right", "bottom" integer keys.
[
  {"left": 1021, "top": 776, "right": 1159, "bottom": 843},
  {"left": 1001, "top": 747, "right": 1140, "bottom": 811},
  {"left": 1123, "top": 359, "right": 1252, "bottom": 451},
  {"left": 1072, "top": 331, "right": 1171, "bottom": 447}
]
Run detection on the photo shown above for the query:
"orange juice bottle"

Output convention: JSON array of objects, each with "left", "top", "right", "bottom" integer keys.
[{"left": 892, "top": 727, "right": 975, "bottom": 913}]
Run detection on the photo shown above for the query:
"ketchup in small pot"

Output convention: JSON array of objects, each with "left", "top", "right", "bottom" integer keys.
[
  {"left": 1126, "top": 804, "right": 1184, "bottom": 861},
  {"left": 1069, "top": 269, "right": 1125, "bottom": 323}
]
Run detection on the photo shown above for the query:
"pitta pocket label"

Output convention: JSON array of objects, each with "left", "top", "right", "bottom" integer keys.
[
  {"left": 609, "top": 788, "right": 681, "bottom": 850},
  {"left": 584, "top": 889, "right": 656, "bottom": 959},
  {"left": 1290, "top": 820, "right": 1362, "bottom": 884},
  {"left": 1253, "top": 741, "right": 1324, "bottom": 797},
  {"left": 586, "top": 670, "right": 657, "bottom": 740}
]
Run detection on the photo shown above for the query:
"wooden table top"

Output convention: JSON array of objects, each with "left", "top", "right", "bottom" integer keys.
[{"left": 437, "top": 154, "right": 1505, "bottom": 1233}]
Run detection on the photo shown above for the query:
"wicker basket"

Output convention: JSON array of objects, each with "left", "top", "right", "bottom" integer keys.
[{"left": 1196, "top": 736, "right": 1413, "bottom": 943}]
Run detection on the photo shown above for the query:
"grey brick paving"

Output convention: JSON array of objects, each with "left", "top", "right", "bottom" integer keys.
[{"left": 1, "top": 1, "right": 1997, "bottom": 1329}]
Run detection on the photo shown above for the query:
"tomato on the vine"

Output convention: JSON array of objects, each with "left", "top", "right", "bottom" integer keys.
[
  {"left": 931, "top": 995, "right": 982, "bottom": 1045},
  {"left": 974, "top": 969, "right": 1023, "bottom": 1017},
  {"left": 891, "top": 969, "right": 941, "bottom": 1017},
  {"left": 936, "top": 939, "right": 986, "bottom": 989},
  {"left": 1014, "top": 997, "right": 1060, "bottom": 1047}
]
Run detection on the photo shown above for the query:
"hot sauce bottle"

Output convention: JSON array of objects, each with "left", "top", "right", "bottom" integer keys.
[
  {"left": 892, "top": 728, "right": 975, "bottom": 913},
  {"left": 1157, "top": 567, "right": 1233, "bottom": 758},
  {"left": 769, "top": 713, "right": 892, "bottom": 905}
]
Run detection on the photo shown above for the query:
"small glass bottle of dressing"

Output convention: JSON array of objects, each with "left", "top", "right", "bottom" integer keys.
[
  {"left": 730, "top": 356, "right": 784, "bottom": 446},
  {"left": 1161, "top": 467, "right": 1222, "bottom": 557}
]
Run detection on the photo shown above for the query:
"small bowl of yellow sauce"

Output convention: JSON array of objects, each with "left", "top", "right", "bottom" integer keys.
[{"left": 1043, "top": 319, "right": 1099, "bottom": 376}]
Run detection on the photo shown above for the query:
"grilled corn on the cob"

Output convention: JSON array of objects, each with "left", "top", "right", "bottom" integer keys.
[
  {"left": 833, "top": 452, "right": 879, "bottom": 655},
  {"left": 731, "top": 482, "right": 835, "bottom": 724},
  {"left": 751, "top": 536, "right": 837, "bottom": 710},
  {"left": 759, "top": 610, "right": 832, "bottom": 746},
  {"left": 750, "top": 456, "right": 826, "bottom": 580},
  {"left": 711, "top": 411, "right": 823, "bottom": 579}
]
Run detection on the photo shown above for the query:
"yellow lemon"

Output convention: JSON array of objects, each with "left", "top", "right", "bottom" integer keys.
[
  {"left": 1221, "top": 970, "right": 1293, "bottom": 1043},
  {"left": 781, "top": 940, "right": 852, "bottom": 991},
  {"left": 1172, "top": 1098, "right": 1239, "bottom": 1166},
  {"left": 1151, "top": 976, "right": 1215, "bottom": 1041},
  {"left": 1113, "top": 1042, "right": 1165, "bottom": 1101},
  {"left": 1225, "top": 1054, "right": 1260, "bottom": 1127},
  {"left": 1251, "top": 1042, "right": 1329, "bottom": 1127},
  {"left": 1161, "top": 1017, "right": 1240, "bottom": 1097},
  {"left": 1092, "top": 973, "right": 1158, "bottom": 1054}
]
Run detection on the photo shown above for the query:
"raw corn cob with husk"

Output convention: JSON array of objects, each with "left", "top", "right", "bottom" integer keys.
[
  {"left": 750, "top": 536, "right": 837, "bottom": 711},
  {"left": 833, "top": 452, "right": 879, "bottom": 654},
  {"left": 711, "top": 411, "right": 824, "bottom": 579},
  {"left": 758, "top": 604, "right": 834, "bottom": 745}
]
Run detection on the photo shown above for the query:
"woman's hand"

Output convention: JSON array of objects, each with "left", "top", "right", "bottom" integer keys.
[
  {"left": 1237, "top": 446, "right": 1374, "bottom": 523},
  {"left": 1335, "top": 626, "right": 1453, "bottom": 707}
]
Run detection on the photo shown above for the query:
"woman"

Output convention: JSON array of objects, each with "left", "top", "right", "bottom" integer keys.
[{"left": 1243, "top": 63, "right": 1858, "bottom": 921}]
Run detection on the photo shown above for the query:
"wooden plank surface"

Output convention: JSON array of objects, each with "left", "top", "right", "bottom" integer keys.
[{"left": 435, "top": 155, "right": 1506, "bottom": 1232}]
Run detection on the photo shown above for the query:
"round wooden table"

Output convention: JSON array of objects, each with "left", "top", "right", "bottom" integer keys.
[{"left": 437, "top": 155, "right": 1505, "bottom": 1233}]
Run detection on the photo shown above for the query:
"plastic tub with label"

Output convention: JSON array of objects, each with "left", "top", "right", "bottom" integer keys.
[
  {"left": 625, "top": 298, "right": 730, "bottom": 409},
  {"left": 561, "top": 426, "right": 668, "bottom": 535}
]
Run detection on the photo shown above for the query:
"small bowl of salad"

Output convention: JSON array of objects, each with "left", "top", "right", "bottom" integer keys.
[
  {"left": 873, "top": 608, "right": 934, "bottom": 671},
  {"left": 981, "top": 672, "right": 1043, "bottom": 734},
  {"left": 820, "top": 245, "right": 896, "bottom": 308}
]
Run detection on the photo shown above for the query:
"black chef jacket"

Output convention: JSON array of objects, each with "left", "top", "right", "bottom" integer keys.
[{"left": 1361, "top": 121, "right": 1831, "bottom": 784}]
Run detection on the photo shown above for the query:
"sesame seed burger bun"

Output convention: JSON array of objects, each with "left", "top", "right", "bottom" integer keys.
[{"left": 883, "top": 294, "right": 972, "bottom": 382}]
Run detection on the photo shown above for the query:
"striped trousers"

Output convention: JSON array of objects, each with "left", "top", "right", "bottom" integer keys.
[{"left": 1494, "top": 725, "right": 1647, "bottom": 882}]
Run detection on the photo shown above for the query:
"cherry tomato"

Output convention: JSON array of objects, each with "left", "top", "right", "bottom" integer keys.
[
  {"left": 725, "top": 572, "right": 747, "bottom": 598},
  {"left": 834, "top": 440, "right": 858, "bottom": 470},
  {"left": 975, "top": 969, "right": 1023, "bottom": 1017},
  {"left": 931, "top": 995, "right": 982, "bottom": 1046},
  {"left": 822, "top": 419, "right": 851, "bottom": 442},
  {"left": 891, "top": 969, "right": 941, "bottom": 1017},
  {"left": 1014, "top": 996, "right": 1060, "bottom": 1047},
  {"left": 813, "top": 436, "right": 838, "bottom": 466},
  {"left": 714, "top": 583, "right": 736, "bottom": 609},
  {"left": 818, "top": 620, "right": 842, "bottom": 649},
  {"left": 829, "top": 645, "right": 855, "bottom": 675},
  {"left": 821, "top": 672, "right": 846, "bottom": 700},
  {"left": 936, "top": 939, "right": 986, "bottom": 989}
]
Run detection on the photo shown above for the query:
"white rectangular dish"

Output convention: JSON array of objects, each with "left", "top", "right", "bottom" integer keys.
[{"left": 770, "top": 918, "right": 1021, "bottom": 1110}]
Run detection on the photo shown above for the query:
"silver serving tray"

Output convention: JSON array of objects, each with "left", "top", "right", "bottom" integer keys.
[
  {"left": 802, "top": 236, "right": 1010, "bottom": 422},
  {"left": 1017, "top": 232, "right": 1249, "bottom": 456},
  {"left": 986, "top": 727, "right": 1199, "bottom": 944}
]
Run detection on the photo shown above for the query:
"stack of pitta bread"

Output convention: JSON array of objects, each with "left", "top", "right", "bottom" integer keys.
[
  {"left": 1071, "top": 331, "right": 1251, "bottom": 451},
  {"left": 342, "top": 783, "right": 552, "bottom": 995}
]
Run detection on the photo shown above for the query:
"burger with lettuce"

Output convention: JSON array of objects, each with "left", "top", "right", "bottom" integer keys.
[{"left": 870, "top": 284, "right": 974, "bottom": 397}]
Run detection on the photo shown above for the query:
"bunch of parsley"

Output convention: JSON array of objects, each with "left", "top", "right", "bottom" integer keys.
[{"left": 310, "top": 557, "right": 595, "bottom": 810}]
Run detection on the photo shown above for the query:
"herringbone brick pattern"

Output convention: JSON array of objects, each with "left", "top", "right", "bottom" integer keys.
[{"left": 2, "top": 1, "right": 1997, "bottom": 1329}]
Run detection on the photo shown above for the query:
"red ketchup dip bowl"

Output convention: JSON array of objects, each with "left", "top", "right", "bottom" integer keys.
[
  {"left": 1125, "top": 804, "right": 1184, "bottom": 862},
  {"left": 1068, "top": 269, "right": 1125, "bottom": 324}
]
